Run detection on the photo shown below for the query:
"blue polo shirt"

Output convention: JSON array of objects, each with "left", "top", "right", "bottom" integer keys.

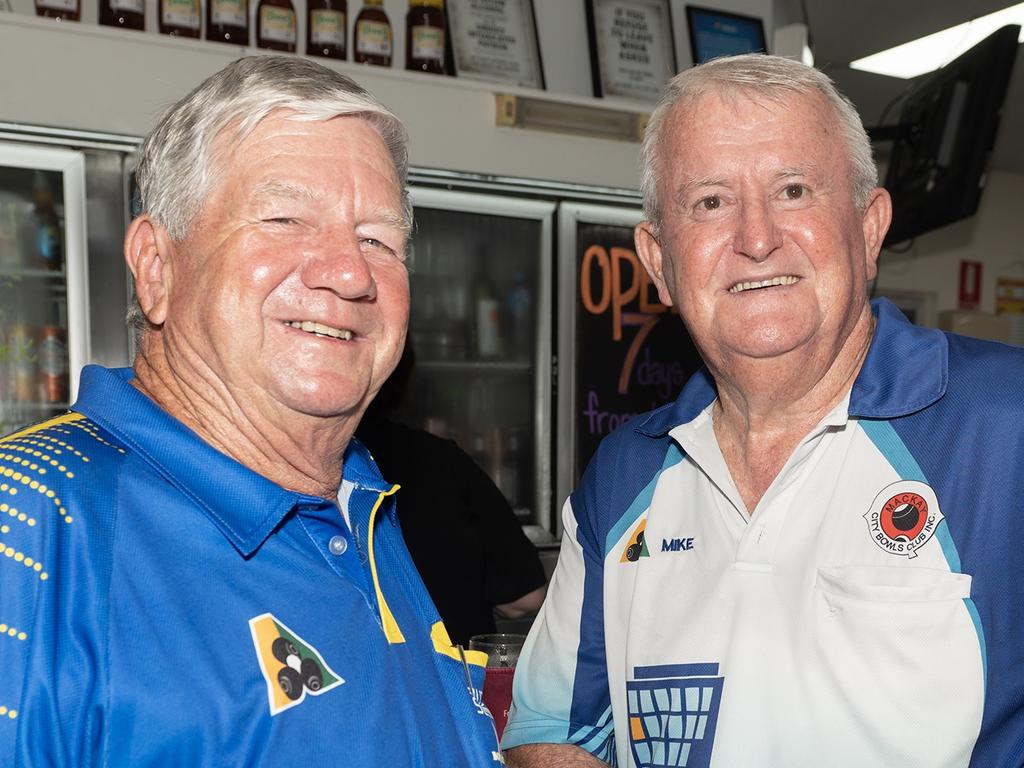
[{"left": 0, "top": 366, "right": 501, "bottom": 767}]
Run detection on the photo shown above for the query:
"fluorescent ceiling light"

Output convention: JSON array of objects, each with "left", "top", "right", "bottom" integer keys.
[{"left": 850, "top": 3, "right": 1024, "bottom": 79}]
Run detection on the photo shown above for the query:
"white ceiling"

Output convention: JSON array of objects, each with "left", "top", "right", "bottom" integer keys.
[{"left": 783, "top": 0, "right": 1024, "bottom": 172}]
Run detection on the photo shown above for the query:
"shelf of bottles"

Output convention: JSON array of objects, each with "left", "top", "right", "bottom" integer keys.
[
  {"left": 0, "top": 165, "right": 71, "bottom": 435},
  {"left": 394, "top": 203, "right": 543, "bottom": 523},
  {"left": 32, "top": 0, "right": 453, "bottom": 77}
]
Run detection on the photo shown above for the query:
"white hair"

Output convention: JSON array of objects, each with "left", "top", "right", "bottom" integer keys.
[{"left": 640, "top": 53, "right": 878, "bottom": 231}]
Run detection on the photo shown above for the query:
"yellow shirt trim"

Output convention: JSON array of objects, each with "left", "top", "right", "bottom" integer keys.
[
  {"left": 430, "top": 621, "right": 488, "bottom": 667},
  {"left": 0, "top": 412, "right": 84, "bottom": 443},
  {"left": 367, "top": 484, "right": 405, "bottom": 644}
]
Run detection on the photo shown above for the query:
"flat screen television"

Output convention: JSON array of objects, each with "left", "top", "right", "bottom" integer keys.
[
  {"left": 685, "top": 5, "right": 766, "bottom": 65},
  {"left": 883, "top": 24, "right": 1020, "bottom": 245}
]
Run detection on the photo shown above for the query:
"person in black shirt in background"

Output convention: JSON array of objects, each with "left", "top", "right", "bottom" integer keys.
[{"left": 356, "top": 345, "right": 548, "bottom": 647}]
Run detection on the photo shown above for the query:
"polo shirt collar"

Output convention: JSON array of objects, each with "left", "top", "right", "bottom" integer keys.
[
  {"left": 634, "top": 297, "right": 947, "bottom": 439},
  {"left": 72, "top": 366, "right": 394, "bottom": 557},
  {"left": 847, "top": 297, "right": 947, "bottom": 418}
]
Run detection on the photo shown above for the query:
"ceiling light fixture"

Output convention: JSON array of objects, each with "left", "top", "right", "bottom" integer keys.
[{"left": 849, "top": 2, "right": 1024, "bottom": 79}]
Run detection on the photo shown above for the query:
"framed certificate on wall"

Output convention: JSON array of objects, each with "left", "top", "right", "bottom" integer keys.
[
  {"left": 447, "top": 0, "right": 545, "bottom": 90},
  {"left": 585, "top": 0, "right": 676, "bottom": 103}
]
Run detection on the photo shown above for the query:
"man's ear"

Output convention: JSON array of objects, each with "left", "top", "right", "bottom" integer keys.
[
  {"left": 124, "top": 215, "right": 174, "bottom": 327},
  {"left": 635, "top": 221, "right": 675, "bottom": 307},
  {"left": 861, "top": 187, "right": 893, "bottom": 281}
]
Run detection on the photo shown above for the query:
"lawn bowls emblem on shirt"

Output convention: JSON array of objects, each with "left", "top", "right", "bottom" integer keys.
[
  {"left": 626, "top": 663, "right": 724, "bottom": 767},
  {"left": 249, "top": 613, "right": 344, "bottom": 715},
  {"left": 864, "top": 481, "right": 945, "bottom": 559},
  {"left": 620, "top": 519, "right": 650, "bottom": 563}
]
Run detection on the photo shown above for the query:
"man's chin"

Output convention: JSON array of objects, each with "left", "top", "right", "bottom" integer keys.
[
  {"left": 272, "top": 379, "right": 371, "bottom": 421},
  {"left": 718, "top": 324, "right": 816, "bottom": 362}
]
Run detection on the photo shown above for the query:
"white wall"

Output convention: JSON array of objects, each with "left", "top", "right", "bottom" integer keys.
[
  {"left": 0, "top": 13, "right": 645, "bottom": 188},
  {"left": 0, "top": 0, "right": 771, "bottom": 190},
  {"left": 876, "top": 169, "right": 1024, "bottom": 315}
]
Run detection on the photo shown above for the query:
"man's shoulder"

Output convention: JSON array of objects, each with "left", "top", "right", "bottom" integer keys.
[
  {"left": 2, "top": 409, "right": 129, "bottom": 465},
  {"left": 930, "top": 332, "right": 1024, "bottom": 418},
  {"left": 945, "top": 331, "right": 1024, "bottom": 382},
  {"left": 591, "top": 400, "right": 682, "bottom": 467},
  {"left": 572, "top": 401, "right": 683, "bottom": 531},
  {"left": 0, "top": 412, "right": 132, "bottom": 752},
  {"left": 0, "top": 411, "right": 133, "bottom": 530}
]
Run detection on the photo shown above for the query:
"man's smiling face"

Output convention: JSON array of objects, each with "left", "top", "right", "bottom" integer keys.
[
  {"left": 160, "top": 111, "right": 410, "bottom": 421},
  {"left": 643, "top": 89, "right": 880, "bottom": 370}
]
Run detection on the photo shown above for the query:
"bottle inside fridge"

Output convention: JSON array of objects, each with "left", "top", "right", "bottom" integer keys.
[
  {"left": 394, "top": 199, "right": 547, "bottom": 526},
  {"left": 0, "top": 165, "right": 71, "bottom": 433}
]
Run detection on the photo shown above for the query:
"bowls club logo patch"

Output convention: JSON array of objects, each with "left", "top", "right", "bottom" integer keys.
[{"left": 864, "top": 481, "right": 944, "bottom": 559}]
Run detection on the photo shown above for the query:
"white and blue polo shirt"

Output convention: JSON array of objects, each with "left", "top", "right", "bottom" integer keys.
[
  {"left": 503, "top": 298, "right": 1024, "bottom": 768},
  {"left": 0, "top": 366, "right": 501, "bottom": 767}
]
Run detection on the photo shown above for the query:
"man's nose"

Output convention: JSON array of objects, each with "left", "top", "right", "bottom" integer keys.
[
  {"left": 301, "top": 233, "right": 377, "bottom": 300},
  {"left": 733, "top": 199, "right": 782, "bottom": 262}
]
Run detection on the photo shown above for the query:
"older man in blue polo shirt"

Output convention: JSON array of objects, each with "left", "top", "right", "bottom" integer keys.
[{"left": 0, "top": 56, "right": 500, "bottom": 767}]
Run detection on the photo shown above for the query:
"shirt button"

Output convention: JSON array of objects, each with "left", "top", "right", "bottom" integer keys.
[{"left": 328, "top": 535, "right": 348, "bottom": 555}]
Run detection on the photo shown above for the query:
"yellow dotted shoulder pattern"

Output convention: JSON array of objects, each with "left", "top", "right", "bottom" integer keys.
[{"left": 0, "top": 412, "right": 127, "bottom": 585}]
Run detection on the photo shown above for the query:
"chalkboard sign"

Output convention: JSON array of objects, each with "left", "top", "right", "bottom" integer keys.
[{"left": 573, "top": 220, "right": 702, "bottom": 483}]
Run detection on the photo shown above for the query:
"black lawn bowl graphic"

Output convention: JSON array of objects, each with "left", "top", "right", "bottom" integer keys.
[
  {"left": 890, "top": 502, "right": 921, "bottom": 533},
  {"left": 272, "top": 637, "right": 324, "bottom": 700},
  {"left": 880, "top": 491, "right": 929, "bottom": 542},
  {"left": 626, "top": 531, "right": 646, "bottom": 562}
]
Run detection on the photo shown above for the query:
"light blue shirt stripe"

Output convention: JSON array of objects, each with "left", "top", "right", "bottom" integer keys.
[{"left": 603, "top": 442, "right": 685, "bottom": 558}]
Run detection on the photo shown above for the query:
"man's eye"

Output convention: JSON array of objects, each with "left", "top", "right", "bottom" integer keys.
[
  {"left": 263, "top": 217, "right": 297, "bottom": 225},
  {"left": 361, "top": 237, "right": 398, "bottom": 256},
  {"left": 698, "top": 195, "right": 721, "bottom": 211},
  {"left": 782, "top": 184, "right": 806, "bottom": 200}
]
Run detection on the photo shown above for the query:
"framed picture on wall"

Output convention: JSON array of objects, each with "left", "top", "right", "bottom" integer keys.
[
  {"left": 684, "top": 5, "right": 767, "bottom": 65},
  {"left": 447, "top": 0, "right": 545, "bottom": 90},
  {"left": 584, "top": 0, "right": 677, "bottom": 103}
]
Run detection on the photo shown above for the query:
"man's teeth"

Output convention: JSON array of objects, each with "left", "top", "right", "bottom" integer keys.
[
  {"left": 729, "top": 275, "right": 799, "bottom": 293},
  {"left": 286, "top": 320, "right": 353, "bottom": 340}
]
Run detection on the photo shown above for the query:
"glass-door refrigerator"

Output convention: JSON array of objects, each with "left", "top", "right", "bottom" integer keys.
[
  {"left": 0, "top": 142, "right": 89, "bottom": 434},
  {"left": 556, "top": 202, "right": 702, "bottom": 534},
  {"left": 390, "top": 187, "right": 556, "bottom": 541}
]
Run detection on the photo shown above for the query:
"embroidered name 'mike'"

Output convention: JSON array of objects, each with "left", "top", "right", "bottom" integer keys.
[{"left": 661, "top": 537, "right": 695, "bottom": 552}]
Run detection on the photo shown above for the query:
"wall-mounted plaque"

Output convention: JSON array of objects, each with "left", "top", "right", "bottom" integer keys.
[
  {"left": 448, "top": 0, "right": 545, "bottom": 90},
  {"left": 585, "top": 0, "right": 676, "bottom": 103}
]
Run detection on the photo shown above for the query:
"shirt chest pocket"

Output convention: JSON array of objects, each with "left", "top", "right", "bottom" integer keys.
[
  {"left": 816, "top": 564, "right": 971, "bottom": 603},
  {"left": 811, "top": 565, "right": 984, "bottom": 763},
  {"left": 813, "top": 564, "right": 975, "bottom": 657}
]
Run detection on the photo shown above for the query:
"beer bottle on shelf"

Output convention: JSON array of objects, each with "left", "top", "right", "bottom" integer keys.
[
  {"left": 34, "top": 0, "right": 79, "bottom": 21},
  {"left": 256, "top": 0, "right": 297, "bottom": 52},
  {"left": 32, "top": 172, "right": 62, "bottom": 272},
  {"left": 0, "top": 196, "right": 22, "bottom": 269},
  {"left": 206, "top": 0, "right": 248, "bottom": 44},
  {"left": 159, "top": 0, "right": 202, "bottom": 37},
  {"left": 306, "top": 0, "right": 346, "bottom": 59},
  {"left": 473, "top": 268, "right": 501, "bottom": 359},
  {"left": 37, "top": 326, "right": 69, "bottom": 405},
  {"left": 405, "top": 0, "right": 445, "bottom": 75},
  {"left": 9, "top": 325, "right": 37, "bottom": 404},
  {"left": 99, "top": 0, "right": 145, "bottom": 30},
  {"left": 353, "top": 0, "right": 391, "bottom": 67}
]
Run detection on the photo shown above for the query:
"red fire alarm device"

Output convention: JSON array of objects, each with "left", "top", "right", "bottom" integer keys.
[{"left": 958, "top": 260, "right": 982, "bottom": 310}]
